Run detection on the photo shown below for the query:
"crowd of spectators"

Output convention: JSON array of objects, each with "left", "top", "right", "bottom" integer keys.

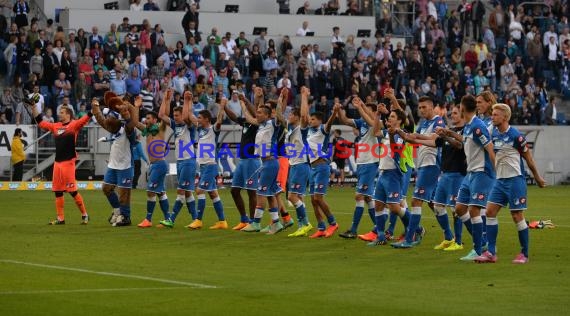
[{"left": 0, "top": 0, "right": 569, "bottom": 127}]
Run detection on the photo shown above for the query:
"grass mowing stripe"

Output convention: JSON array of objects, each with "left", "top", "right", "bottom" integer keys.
[
  {"left": 0, "top": 260, "right": 217, "bottom": 289},
  {"left": 0, "top": 287, "right": 190, "bottom": 295}
]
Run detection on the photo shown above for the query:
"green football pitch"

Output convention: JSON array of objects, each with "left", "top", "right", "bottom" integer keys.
[{"left": 0, "top": 186, "right": 568, "bottom": 315}]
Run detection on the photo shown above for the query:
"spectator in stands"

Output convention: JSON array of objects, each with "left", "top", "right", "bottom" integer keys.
[
  {"left": 56, "top": 97, "right": 75, "bottom": 117},
  {"left": 263, "top": 50, "right": 279, "bottom": 73},
  {"left": 110, "top": 69, "right": 127, "bottom": 97},
  {"left": 1, "top": 87, "right": 16, "bottom": 122},
  {"left": 296, "top": 21, "right": 311, "bottom": 37},
  {"left": 92, "top": 68, "right": 110, "bottom": 99},
  {"left": 254, "top": 31, "right": 268, "bottom": 56},
  {"left": 89, "top": 27, "right": 103, "bottom": 49},
  {"left": 65, "top": 32, "right": 81, "bottom": 64},
  {"left": 125, "top": 67, "right": 142, "bottom": 96},
  {"left": 130, "top": 0, "right": 143, "bottom": 11},
  {"left": 13, "top": 0, "right": 30, "bottom": 30},
  {"left": 545, "top": 96, "right": 559, "bottom": 125},
  {"left": 297, "top": 1, "right": 311, "bottom": 14},
  {"left": 53, "top": 71, "right": 71, "bottom": 105},
  {"left": 143, "top": 0, "right": 160, "bottom": 11},
  {"left": 203, "top": 36, "right": 220, "bottom": 68},
  {"left": 118, "top": 17, "right": 131, "bottom": 32},
  {"left": 182, "top": 3, "right": 199, "bottom": 39},
  {"left": 74, "top": 72, "right": 90, "bottom": 106},
  {"left": 4, "top": 35, "right": 17, "bottom": 86},
  {"left": 139, "top": 44, "right": 153, "bottom": 71},
  {"left": 76, "top": 28, "right": 87, "bottom": 52}
]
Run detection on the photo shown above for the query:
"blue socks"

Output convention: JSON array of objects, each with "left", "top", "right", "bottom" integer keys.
[
  {"left": 317, "top": 221, "right": 326, "bottom": 231},
  {"left": 350, "top": 201, "right": 365, "bottom": 233},
  {"left": 327, "top": 215, "right": 336, "bottom": 226},
  {"left": 119, "top": 204, "right": 130, "bottom": 217},
  {"left": 159, "top": 195, "right": 169, "bottom": 220},
  {"left": 197, "top": 194, "right": 206, "bottom": 220},
  {"left": 517, "top": 220, "right": 529, "bottom": 257},
  {"left": 454, "top": 214, "right": 463, "bottom": 244},
  {"left": 186, "top": 196, "right": 197, "bottom": 220},
  {"left": 213, "top": 196, "right": 225, "bottom": 221},
  {"left": 387, "top": 212, "right": 398, "bottom": 235},
  {"left": 406, "top": 207, "right": 422, "bottom": 243},
  {"left": 374, "top": 209, "right": 388, "bottom": 241},
  {"left": 146, "top": 197, "right": 156, "bottom": 221},
  {"left": 486, "top": 217, "right": 499, "bottom": 255},
  {"left": 107, "top": 192, "right": 120, "bottom": 209},
  {"left": 171, "top": 199, "right": 183, "bottom": 221},
  {"left": 434, "top": 206, "right": 453, "bottom": 241},
  {"left": 471, "top": 216, "right": 483, "bottom": 255},
  {"left": 294, "top": 200, "right": 307, "bottom": 225}
]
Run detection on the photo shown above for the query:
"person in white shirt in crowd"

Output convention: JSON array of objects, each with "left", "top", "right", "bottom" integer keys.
[
  {"left": 130, "top": 0, "right": 143, "bottom": 11},
  {"left": 315, "top": 51, "right": 331, "bottom": 72},
  {"left": 227, "top": 91, "right": 242, "bottom": 120},
  {"left": 296, "top": 21, "right": 311, "bottom": 36},
  {"left": 218, "top": 37, "right": 234, "bottom": 60},
  {"left": 172, "top": 68, "right": 189, "bottom": 95}
]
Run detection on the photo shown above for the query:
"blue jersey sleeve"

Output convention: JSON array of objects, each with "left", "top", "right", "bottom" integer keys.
[
  {"left": 433, "top": 117, "right": 446, "bottom": 129},
  {"left": 472, "top": 122, "right": 491, "bottom": 147},
  {"left": 513, "top": 130, "right": 529, "bottom": 154},
  {"left": 353, "top": 118, "right": 364, "bottom": 130}
]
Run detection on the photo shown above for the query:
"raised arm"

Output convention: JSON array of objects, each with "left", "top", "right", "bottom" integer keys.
[
  {"left": 132, "top": 95, "right": 147, "bottom": 131},
  {"left": 324, "top": 104, "right": 338, "bottom": 134},
  {"left": 300, "top": 86, "right": 310, "bottom": 128},
  {"left": 435, "top": 126, "right": 464, "bottom": 143},
  {"left": 240, "top": 98, "right": 258, "bottom": 125},
  {"left": 384, "top": 88, "right": 402, "bottom": 111},
  {"left": 253, "top": 86, "right": 264, "bottom": 109},
  {"left": 353, "top": 97, "right": 376, "bottom": 127},
  {"left": 158, "top": 88, "right": 173, "bottom": 126},
  {"left": 275, "top": 88, "right": 287, "bottom": 126},
  {"left": 373, "top": 104, "right": 385, "bottom": 138},
  {"left": 183, "top": 90, "right": 198, "bottom": 126},
  {"left": 90, "top": 98, "right": 114, "bottom": 132},
  {"left": 215, "top": 98, "right": 226, "bottom": 130},
  {"left": 521, "top": 150, "right": 546, "bottom": 188}
]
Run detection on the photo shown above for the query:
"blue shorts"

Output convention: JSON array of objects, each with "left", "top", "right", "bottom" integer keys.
[
  {"left": 373, "top": 169, "right": 402, "bottom": 204},
  {"left": 356, "top": 163, "right": 379, "bottom": 197},
  {"left": 413, "top": 165, "right": 441, "bottom": 202},
  {"left": 198, "top": 164, "right": 218, "bottom": 192},
  {"left": 147, "top": 160, "right": 168, "bottom": 193},
  {"left": 103, "top": 167, "right": 134, "bottom": 189},
  {"left": 488, "top": 176, "right": 527, "bottom": 211},
  {"left": 433, "top": 172, "right": 465, "bottom": 207},
  {"left": 232, "top": 158, "right": 261, "bottom": 190},
  {"left": 288, "top": 163, "right": 310, "bottom": 195},
  {"left": 457, "top": 171, "right": 495, "bottom": 208},
  {"left": 401, "top": 166, "right": 413, "bottom": 197},
  {"left": 257, "top": 159, "right": 281, "bottom": 196},
  {"left": 177, "top": 159, "right": 197, "bottom": 191},
  {"left": 309, "top": 163, "right": 330, "bottom": 195}
]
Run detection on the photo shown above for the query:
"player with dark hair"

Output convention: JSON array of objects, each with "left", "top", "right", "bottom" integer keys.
[
  {"left": 286, "top": 88, "right": 313, "bottom": 236},
  {"left": 436, "top": 95, "right": 496, "bottom": 261},
  {"left": 301, "top": 88, "right": 339, "bottom": 238},
  {"left": 408, "top": 104, "right": 467, "bottom": 250},
  {"left": 133, "top": 95, "right": 171, "bottom": 228},
  {"left": 28, "top": 100, "right": 91, "bottom": 225},
  {"left": 241, "top": 90, "right": 287, "bottom": 234},
  {"left": 394, "top": 96, "right": 445, "bottom": 248},
  {"left": 223, "top": 89, "right": 260, "bottom": 230},
  {"left": 186, "top": 99, "right": 228, "bottom": 229},
  {"left": 91, "top": 93, "right": 138, "bottom": 227},
  {"left": 158, "top": 90, "right": 198, "bottom": 228},
  {"left": 366, "top": 105, "right": 410, "bottom": 246},
  {"left": 336, "top": 97, "right": 378, "bottom": 239}
]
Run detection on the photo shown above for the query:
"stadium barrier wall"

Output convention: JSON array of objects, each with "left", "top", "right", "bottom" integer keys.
[
  {"left": 38, "top": 0, "right": 349, "bottom": 20},
  {"left": 58, "top": 9, "right": 376, "bottom": 44},
  {"left": 1, "top": 125, "right": 568, "bottom": 184}
]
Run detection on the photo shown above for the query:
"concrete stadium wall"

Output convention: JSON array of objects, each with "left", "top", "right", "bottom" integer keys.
[
  {"left": 37, "top": 0, "right": 349, "bottom": 20},
  {"left": 1, "top": 125, "right": 569, "bottom": 184},
  {"left": 59, "top": 9, "right": 375, "bottom": 39}
]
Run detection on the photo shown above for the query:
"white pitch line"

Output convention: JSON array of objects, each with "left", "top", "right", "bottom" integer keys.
[
  {"left": 0, "top": 260, "right": 217, "bottom": 289},
  {"left": 0, "top": 287, "right": 189, "bottom": 295}
]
